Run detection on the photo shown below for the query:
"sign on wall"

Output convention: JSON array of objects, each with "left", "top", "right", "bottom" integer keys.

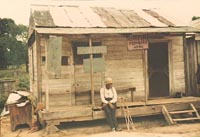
[
  {"left": 47, "top": 36, "right": 62, "bottom": 77},
  {"left": 83, "top": 58, "right": 105, "bottom": 73},
  {"left": 77, "top": 46, "right": 107, "bottom": 55},
  {"left": 128, "top": 37, "right": 148, "bottom": 50}
]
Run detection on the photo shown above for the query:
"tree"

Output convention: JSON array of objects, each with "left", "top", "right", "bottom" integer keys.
[
  {"left": 192, "top": 16, "right": 200, "bottom": 21},
  {"left": 0, "top": 18, "right": 28, "bottom": 70}
]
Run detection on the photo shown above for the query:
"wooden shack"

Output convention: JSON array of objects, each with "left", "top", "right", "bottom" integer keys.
[{"left": 28, "top": 5, "right": 200, "bottom": 128}]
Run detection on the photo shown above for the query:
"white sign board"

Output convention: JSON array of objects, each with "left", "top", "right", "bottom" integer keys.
[
  {"left": 128, "top": 37, "right": 148, "bottom": 50},
  {"left": 77, "top": 46, "right": 107, "bottom": 55}
]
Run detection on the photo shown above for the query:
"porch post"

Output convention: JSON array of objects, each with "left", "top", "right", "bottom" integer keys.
[
  {"left": 45, "top": 37, "right": 49, "bottom": 110},
  {"left": 89, "top": 36, "right": 95, "bottom": 107},
  {"left": 143, "top": 49, "right": 149, "bottom": 104}
]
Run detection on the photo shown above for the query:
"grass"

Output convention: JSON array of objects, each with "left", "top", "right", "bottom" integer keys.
[
  {"left": 0, "top": 65, "right": 30, "bottom": 108},
  {"left": 0, "top": 65, "right": 29, "bottom": 91}
]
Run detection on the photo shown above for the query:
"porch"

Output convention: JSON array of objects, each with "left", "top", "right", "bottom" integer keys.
[{"left": 39, "top": 96, "right": 200, "bottom": 125}]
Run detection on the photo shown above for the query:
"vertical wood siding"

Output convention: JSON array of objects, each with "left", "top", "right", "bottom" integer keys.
[
  {"left": 32, "top": 34, "right": 187, "bottom": 109},
  {"left": 167, "top": 36, "right": 185, "bottom": 94}
]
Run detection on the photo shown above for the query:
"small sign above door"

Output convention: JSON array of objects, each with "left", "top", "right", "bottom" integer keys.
[{"left": 128, "top": 37, "right": 148, "bottom": 50}]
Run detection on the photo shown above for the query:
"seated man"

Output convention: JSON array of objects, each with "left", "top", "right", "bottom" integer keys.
[{"left": 100, "top": 77, "right": 122, "bottom": 132}]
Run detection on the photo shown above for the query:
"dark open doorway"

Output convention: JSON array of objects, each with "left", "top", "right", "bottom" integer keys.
[{"left": 148, "top": 42, "right": 169, "bottom": 98}]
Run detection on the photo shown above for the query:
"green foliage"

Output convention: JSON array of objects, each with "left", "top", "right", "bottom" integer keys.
[
  {"left": 17, "top": 75, "right": 30, "bottom": 90},
  {"left": 0, "top": 95, "right": 7, "bottom": 108},
  {"left": 0, "top": 18, "right": 28, "bottom": 69},
  {"left": 192, "top": 16, "right": 200, "bottom": 21}
]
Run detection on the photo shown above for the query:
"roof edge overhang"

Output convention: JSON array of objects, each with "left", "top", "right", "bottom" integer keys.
[{"left": 33, "top": 27, "right": 200, "bottom": 35}]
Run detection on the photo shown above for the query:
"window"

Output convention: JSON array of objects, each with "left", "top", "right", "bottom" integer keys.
[
  {"left": 61, "top": 56, "right": 69, "bottom": 65},
  {"left": 72, "top": 41, "right": 102, "bottom": 65},
  {"left": 41, "top": 56, "right": 46, "bottom": 65}
]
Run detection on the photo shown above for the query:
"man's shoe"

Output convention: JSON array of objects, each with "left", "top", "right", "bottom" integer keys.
[{"left": 115, "top": 127, "right": 122, "bottom": 131}]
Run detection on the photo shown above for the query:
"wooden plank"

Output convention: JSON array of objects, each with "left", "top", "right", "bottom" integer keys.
[
  {"left": 173, "top": 117, "right": 200, "bottom": 122},
  {"left": 162, "top": 105, "right": 175, "bottom": 125},
  {"left": 169, "top": 110, "right": 195, "bottom": 114},
  {"left": 45, "top": 36, "right": 49, "bottom": 110},
  {"left": 190, "top": 103, "right": 200, "bottom": 118},
  {"left": 47, "top": 36, "right": 62, "bottom": 78},
  {"left": 39, "top": 98, "right": 200, "bottom": 122},
  {"left": 35, "top": 27, "right": 200, "bottom": 35},
  {"left": 43, "top": 107, "right": 92, "bottom": 121},
  {"left": 77, "top": 46, "right": 107, "bottom": 54}
]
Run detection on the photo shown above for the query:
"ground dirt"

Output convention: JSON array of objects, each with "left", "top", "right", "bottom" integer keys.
[{"left": 1, "top": 115, "right": 200, "bottom": 137}]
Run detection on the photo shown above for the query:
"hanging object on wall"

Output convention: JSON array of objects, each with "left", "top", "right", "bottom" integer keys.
[{"left": 128, "top": 36, "right": 148, "bottom": 50}]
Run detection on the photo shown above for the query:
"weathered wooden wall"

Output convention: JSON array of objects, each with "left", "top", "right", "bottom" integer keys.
[
  {"left": 166, "top": 36, "right": 185, "bottom": 95},
  {"left": 29, "top": 34, "right": 188, "bottom": 110},
  {"left": 104, "top": 36, "right": 145, "bottom": 102},
  {"left": 39, "top": 36, "right": 74, "bottom": 108},
  {"left": 28, "top": 40, "right": 38, "bottom": 97},
  {"left": 185, "top": 37, "right": 198, "bottom": 96}
]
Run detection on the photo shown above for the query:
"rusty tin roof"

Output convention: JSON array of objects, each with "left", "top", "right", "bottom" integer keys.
[{"left": 29, "top": 5, "right": 200, "bottom": 34}]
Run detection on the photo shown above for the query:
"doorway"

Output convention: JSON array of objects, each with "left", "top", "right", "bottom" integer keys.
[{"left": 148, "top": 42, "right": 169, "bottom": 98}]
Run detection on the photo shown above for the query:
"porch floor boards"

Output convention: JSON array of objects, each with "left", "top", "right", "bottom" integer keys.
[{"left": 40, "top": 96, "right": 200, "bottom": 123}]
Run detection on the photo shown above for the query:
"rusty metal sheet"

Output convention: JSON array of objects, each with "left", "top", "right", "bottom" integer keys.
[
  {"left": 63, "top": 6, "right": 91, "bottom": 27},
  {"left": 79, "top": 7, "right": 106, "bottom": 27},
  {"left": 134, "top": 8, "right": 167, "bottom": 27},
  {"left": 143, "top": 9, "right": 175, "bottom": 26},
  {"left": 49, "top": 6, "right": 73, "bottom": 27},
  {"left": 92, "top": 7, "right": 121, "bottom": 27},
  {"left": 33, "top": 10, "right": 55, "bottom": 27},
  {"left": 120, "top": 10, "right": 151, "bottom": 27},
  {"left": 101, "top": 8, "right": 134, "bottom": 27},
  {"left": 31, "top": 5, "right": 192, "bottom": 28}
]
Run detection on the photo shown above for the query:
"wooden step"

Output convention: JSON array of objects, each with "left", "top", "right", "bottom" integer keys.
[
  {"left": 190, "top": 103, "right": 200, "bottom": 117},
  {"left": 173, "top": 117, "right": 200, "bottom": 122},
  {"left": 162, "top": 105, "right": 175, "bottom": 125},
  {"left": 169, "top": 110, "right": 195, "bottom": 114}
]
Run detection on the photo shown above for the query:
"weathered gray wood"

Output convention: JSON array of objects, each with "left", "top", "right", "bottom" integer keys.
[
  {"left": 169, "top": 110, "right": 195, "bottom": 114},
  {"left": 190, "top": 103, "right": 200, "bottom": 118},
  {"left": 38, "top": 97, "right": 200, "bottom": 123},
  {"left": 162, "top": 105, "right": 175, "bottom": 125},
  {"left": 35, "top": 27, "right": 199, "bottom": 35},
  {"left": 173, "top": 117, "right": 200, "bottom": 122},
  {"left": 42, "top": 106, "right": 92, "bottom": 120},
  {"left": 47, "top": 36, "right": 62, "bottom": 78},
  {"left": 77, "top": 46, "right": 107, "bottom": 54}
]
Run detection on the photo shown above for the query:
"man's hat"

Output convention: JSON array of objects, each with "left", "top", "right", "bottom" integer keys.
[{"left": 105, "top": 77, "right": 113, "bottom": 85}]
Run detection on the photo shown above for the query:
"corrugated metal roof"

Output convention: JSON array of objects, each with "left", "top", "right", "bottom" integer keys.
[
  {"left": 191, "top": 19, "right": 200, "bottom": 29},
  {"left": 30, "top": 5, "right": 182, "bottom": 28}
]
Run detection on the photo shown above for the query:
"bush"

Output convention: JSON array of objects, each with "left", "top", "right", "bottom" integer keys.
[{"left": 17, "top": 75, "right": 30, "bottom": 90}]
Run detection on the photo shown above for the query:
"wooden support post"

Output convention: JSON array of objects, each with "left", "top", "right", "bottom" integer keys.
[
  {"left": 183, "top": 33, "right": 190, "bottom": 95},
  {"left": 143, "top": 49, "right": 148, "bottom": 104},
  {"left": 45, "top": 37, "right": 49, "bottom": 110},
  {"left": 89, "top": 37, "right": 95, "bottom": 107}
]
